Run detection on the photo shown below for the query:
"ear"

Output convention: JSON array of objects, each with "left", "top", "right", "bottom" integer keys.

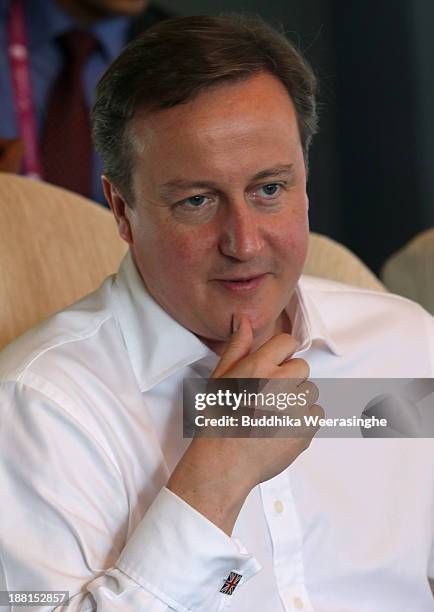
[{"left": 102, "top": 175, "right": 133, "bottom": 245}]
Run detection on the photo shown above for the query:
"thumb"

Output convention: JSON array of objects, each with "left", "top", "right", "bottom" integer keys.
[{"left": 212, "top": 314, "right": 253, "bottom": 378}]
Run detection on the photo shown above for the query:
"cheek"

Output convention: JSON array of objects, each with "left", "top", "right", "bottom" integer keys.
[
  {"left": 274, "top": 208, "right": 309, "bottom": 266},
  {"left": 134, "top": 221, "right": 216, "bottom": 280}
]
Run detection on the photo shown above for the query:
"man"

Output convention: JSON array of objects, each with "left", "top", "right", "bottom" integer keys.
[
  {"left": 0, "top": 0, "right": 169, "bottom": 201},
  {"left": 0, "top": 15, "right": 433, "bottom": 611}
]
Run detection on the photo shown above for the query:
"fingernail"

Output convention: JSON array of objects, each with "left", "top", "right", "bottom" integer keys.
[{"left": 231, "top": 314, "right": 240, "bottom": 334}]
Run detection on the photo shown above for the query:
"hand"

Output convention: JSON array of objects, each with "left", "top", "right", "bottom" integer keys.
[
  {"left": 0, "top": 137, "right": 23, "bottom": 173},
  {"left": 167, "top": 315, "right": 323, "bottom": 534}
]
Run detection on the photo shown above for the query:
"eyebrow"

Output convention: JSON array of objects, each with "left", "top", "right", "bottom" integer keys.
[{"left": 158, "top": 164, "right": 294, "bottom": 198}]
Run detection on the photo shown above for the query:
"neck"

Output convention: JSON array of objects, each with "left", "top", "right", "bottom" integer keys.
[{"left": 55, "top": 0, "right": 106, "bottom": 26}]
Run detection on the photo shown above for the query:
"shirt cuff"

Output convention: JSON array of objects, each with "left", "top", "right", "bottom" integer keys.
[{"left": 116, "top": 486, "right": 261, "bottom": 611}]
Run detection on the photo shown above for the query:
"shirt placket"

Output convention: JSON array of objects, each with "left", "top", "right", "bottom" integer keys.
[{"left": 260, "top": 471, "right": 315, "bottom": 612}]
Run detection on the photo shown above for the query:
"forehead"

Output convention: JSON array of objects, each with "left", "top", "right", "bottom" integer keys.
[{"left": 130, "top": 72, "right": 302, "bottom": 185}]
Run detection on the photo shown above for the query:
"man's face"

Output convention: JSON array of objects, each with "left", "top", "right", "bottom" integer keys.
[{"left": 117, "top": 72, "right": 309, "bottom": 350}]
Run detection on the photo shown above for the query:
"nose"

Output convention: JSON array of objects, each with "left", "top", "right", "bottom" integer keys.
[{"left": 218, "top": 200, "right": 264, "bottom": 261}]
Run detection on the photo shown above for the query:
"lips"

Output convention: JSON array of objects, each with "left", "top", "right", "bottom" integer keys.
[
  {"left": 215, "top": 271, "right": 267, "bottom": 281},
  {"left": 215, "top": 273, "right": 268, "bottom": 293},
  {"left": 220, "top": 276, "right": 260, "bottom": 282}
]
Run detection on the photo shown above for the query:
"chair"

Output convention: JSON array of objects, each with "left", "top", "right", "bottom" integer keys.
[
  {"left": 0, "top": 173, "right": 127, "bottom": 350},
  {"left": 381, "top": 228, "right": 434, "bottom": 314},
  {"left": 0, "top": 173, "right": 385, "bottom": 350},
  {"left": 304, "top": 233, "right": 385, "bottom": 292}
]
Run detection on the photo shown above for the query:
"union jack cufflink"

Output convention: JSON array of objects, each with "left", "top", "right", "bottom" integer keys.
[{"left": 220, "top": 571, "right": 242, "bottom": 595}]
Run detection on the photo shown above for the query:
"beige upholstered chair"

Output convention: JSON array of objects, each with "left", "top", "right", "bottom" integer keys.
[
  {"left": 304, "top": 232, "right": 385, "bottom": 292},
  {"left": 381, "top": 228, "right": 434, "bottom": 314},
  {"left": 0, "top": 173, "right": 127, "bottom": 350},
  {"left": 0, "top": 173, "right": 384, "bottom": 350}
]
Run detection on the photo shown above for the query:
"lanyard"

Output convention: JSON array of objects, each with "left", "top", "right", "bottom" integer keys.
[{"left": 7, "top": 0, "right": 43, "bottom": 179}]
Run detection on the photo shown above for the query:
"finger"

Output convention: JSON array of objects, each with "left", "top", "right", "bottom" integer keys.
[
  {"left": 297, "top": 404, "right": 324, "bottom": 439},
  {"left": 309, "top": 403, "right": 324, "bottom": 420},
  {"left": 276, "top": 357, "right": 310, "bottom": 380},
  {"left": 296, "top": 379, "right": 319, "bottom": 406},
  {"left": 212, "top": 314, "right": 253, "bottom": 378},
  {"left": 252, "top": 333, "right": 299, "bottom": 367}
]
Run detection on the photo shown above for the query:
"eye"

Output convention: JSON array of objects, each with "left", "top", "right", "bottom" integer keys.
[
  {"left": 181, "top": 194, "right": 210, "bottom": 208},
  {"left": 258, "top": 183, "right": 281, "bottom": 197}
]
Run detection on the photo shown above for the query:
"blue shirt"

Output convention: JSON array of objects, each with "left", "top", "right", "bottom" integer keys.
[{"left": 0, "top": 0, "right": 137, "bottom": 204}]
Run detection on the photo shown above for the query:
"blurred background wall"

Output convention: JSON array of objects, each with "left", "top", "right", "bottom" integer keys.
[{"left": 159, "top": 0, "right": 434, "bottom": 273}]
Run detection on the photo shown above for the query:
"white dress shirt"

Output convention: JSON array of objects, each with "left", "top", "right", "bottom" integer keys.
[{"left": 0, "top": 250, "right": 433, "bottom": 612}]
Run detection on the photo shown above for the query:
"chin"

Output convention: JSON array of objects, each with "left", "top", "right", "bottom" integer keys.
[
  {"left": 247, "top": 303, "right": 285, "bottom": 331},
  {"left": 251, "top": 316, "right": 280, "bottom": 342}
]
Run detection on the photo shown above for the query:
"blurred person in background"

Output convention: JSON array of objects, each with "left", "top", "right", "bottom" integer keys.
[{"left": 0, "top": 0, "right": 170, "bottom": 201}]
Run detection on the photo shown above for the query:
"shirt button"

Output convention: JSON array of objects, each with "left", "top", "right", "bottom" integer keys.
[
  {"left": 273, "top": 499, "right": 284, "bottom": 513},
  {"left": 293, "top": 596, "right": 304, "bottom": 609}
]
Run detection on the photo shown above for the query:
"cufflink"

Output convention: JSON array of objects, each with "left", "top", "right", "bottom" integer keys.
[{"left": 220, "top": 571, "right": 242, "bottom": 595}]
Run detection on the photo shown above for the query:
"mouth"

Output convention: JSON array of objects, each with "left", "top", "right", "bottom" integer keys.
[{"left": 214, "top": 273, "right": 269, "bottom": 293}]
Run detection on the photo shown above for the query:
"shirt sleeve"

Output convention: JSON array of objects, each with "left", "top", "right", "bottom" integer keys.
[{"left": 0, "top": 381, "right": 261, "bottom": 611}]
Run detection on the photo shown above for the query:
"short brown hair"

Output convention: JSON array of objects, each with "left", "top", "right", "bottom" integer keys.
[{"left": 92, "top": 14, "right": 318, "bottom": 205}]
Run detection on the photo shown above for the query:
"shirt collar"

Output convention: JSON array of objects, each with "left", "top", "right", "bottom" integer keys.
[
  {"left": 112, "top": 251, "right": 210, "bottom": 392},
  {"left": 91, "top": 14, "right": 130, "bottom": 62},
  {"left": 112, "top": 251, "right": 342, "bottom": 392},
  {"left": 25, "top": 0, "right": 129, "bottom": 60},
  {"left": 291, "top": 280, "right": 343, "bottom": 357}
]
